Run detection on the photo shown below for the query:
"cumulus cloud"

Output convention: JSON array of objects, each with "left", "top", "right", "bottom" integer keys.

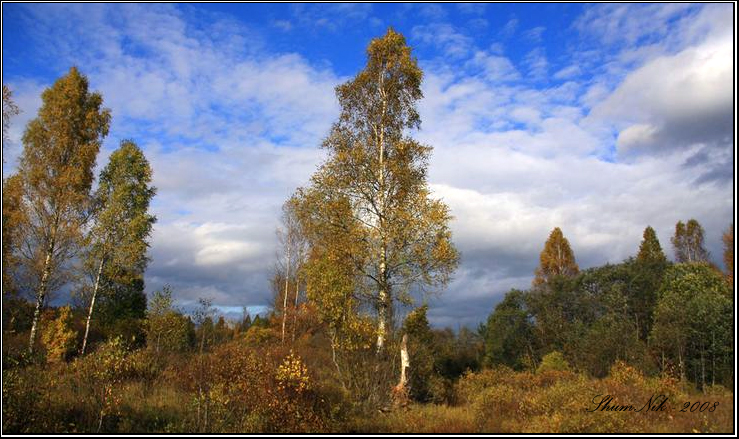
[{"left": 594, "top": 38, "right": 732, "bottom": 154}]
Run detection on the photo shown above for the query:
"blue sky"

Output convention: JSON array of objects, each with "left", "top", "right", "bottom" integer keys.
[{"left": 2, "top": 3, "right": 734, "bottom": 327}]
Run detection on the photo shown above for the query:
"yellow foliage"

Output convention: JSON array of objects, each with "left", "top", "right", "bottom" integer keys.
[
  {"left": 276, "top": 352, "right": 311, "bottom": 393},
  {"left": 40, "top": 306, "right": 78, "bottom": 363}
]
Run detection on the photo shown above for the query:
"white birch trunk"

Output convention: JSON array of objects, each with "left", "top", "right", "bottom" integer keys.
[
  {"left": 398, "top": 334, "right": 409, "bottom": 389},
  {"left": 375, "top": 66, "right": 389, "bottom": 354},
  {"left": 29, "top": 248, "right": 53, "bottom": 354},
  {"left": 292, "top": 271, "right": 299, "bottom": 342},
  {"left": 281, "top": 245, "right": 290, "bottom": 343},
  {"left": 81, "top": 257, "right": 105, "bottom": 355}
]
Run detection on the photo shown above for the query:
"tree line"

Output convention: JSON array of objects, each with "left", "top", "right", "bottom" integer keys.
[{"left": 482, "top": 222, "right": 734, "bottom": 389}]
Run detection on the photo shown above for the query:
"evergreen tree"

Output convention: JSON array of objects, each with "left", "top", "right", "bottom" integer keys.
[
  {"left": 402, "top": 305, "right": 435, "bottom": 401},
  {"left": 18, "top": 67, "right": 111, "bottom": 353},
  {"left": 632, "top": 226, "right": 670, "bottom": 340},
  {"left": 533, "top": 227, "right": 579, "bottom": 286},
  {"left": 637, "top": 226, "right": 667, "bottom": 264}
]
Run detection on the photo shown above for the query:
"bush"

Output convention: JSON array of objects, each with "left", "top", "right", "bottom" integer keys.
[
  {"left": 41, "top": 307, "right": 78, "bottom": 363},
  {"left": 173, "top": 340, "right": 341, "bottom": 433},
  {"left": 536, "top": 351, "right": 570, "bottom": 374}
]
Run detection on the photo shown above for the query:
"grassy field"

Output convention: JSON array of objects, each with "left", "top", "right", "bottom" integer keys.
[
  {"left": 3, "top": 337, "right": 733, "bottom": 434},
  {"left": 352, "top": 367, "right": 734, "bottom": 434}
]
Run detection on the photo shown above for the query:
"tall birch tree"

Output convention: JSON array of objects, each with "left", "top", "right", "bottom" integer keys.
[
  {"left": 671, "top": 219, "right": 710, "bottom": 263},
  {"left": 296, "top": 28, "right": 459, "bottom": 353},
  {"left": 274, "top": 197, "right": 308, "bottom": 344},
  {"left": 17, "top": 67, "right": 111, "bottom": 353},
  {"left": 80, "top": 140, "right": 156, "bottom": 354}
]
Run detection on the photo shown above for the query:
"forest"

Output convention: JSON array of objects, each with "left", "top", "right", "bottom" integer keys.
[{"left": 1, "top": 29, "right": 735, "bottom": 434}]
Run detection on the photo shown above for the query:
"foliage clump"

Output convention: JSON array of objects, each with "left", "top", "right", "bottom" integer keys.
[
  {"left": 40, "top": 307, "right": 78, "bottom": 364},
  {"left": 536, "top": 351, "right": 571, "bottom": 374}
]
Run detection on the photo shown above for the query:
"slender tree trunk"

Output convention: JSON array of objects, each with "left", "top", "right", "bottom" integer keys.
[
  {"left": 281, "top": 245, "right": 290, "bottom": 343},
  {"left": 329, "top": 331, "right": 347, "bottom": 391},
  {"left": 375, "top": 67, "right": 389, "bottom": 355},
  {"left": 81, "top": 257, "right": 105, "bottom": 355},
  {"left": 376, "top": 273, "right": 388, "bottom": 353},
  {"left": 700, "top": 342, "right": 706, "bottom": 390},
  {"left": 712, "top": 331, "right": 716, "bottom": 387},
  {"left": 398, "top": 334, "right": 409, "bottom": 389},
  {"left": 29, "top": 246, "right": 53, "bottom": 354},
  {"left": 291, "top": 271, "right": 299, "bottom": 342},
  {"left": 391, "top": 334, "right": 410, "bottom": 409}
]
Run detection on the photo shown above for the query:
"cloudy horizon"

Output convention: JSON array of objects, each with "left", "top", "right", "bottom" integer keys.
[{"left": 2, "top": 3, "right": 734, "bottom": 328}]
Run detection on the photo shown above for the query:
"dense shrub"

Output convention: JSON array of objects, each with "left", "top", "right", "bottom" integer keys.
[
  {"left": 175, "top": 341, "right": 342, "bottom": 433},
  {"left": 40, "top": 307, "right": 78, "bottom": 363},
  {"left": 536, "top": 351, "right": 570, "bottom": 374}
]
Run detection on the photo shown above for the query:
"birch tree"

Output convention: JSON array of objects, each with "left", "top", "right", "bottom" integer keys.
[
  {"left": 80, "top": 140, "right": 156, "bottom": 354},
  {"left": 18, "top": 67, "right": 111, "bottom": 353},
  {"left": 295, "top": 28, "right": 459, "bottom": 354},
  {"left": 3, "top": 84, "right": 20, "bottom": 151},
  {"left": 274, "top": 197, "right": 308, "bottom": 343},
  {"left": 671, "top": 219, "right": 710, "bottom": 263}
]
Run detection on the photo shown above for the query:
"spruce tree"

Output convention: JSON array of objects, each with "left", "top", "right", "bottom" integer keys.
[{"left": 637, "top": 226, "right": 667, "bottom": 264}]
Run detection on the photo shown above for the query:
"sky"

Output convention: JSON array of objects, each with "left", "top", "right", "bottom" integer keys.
[{"left": 2, "top": 3, "right": 735, "bottom": 328}]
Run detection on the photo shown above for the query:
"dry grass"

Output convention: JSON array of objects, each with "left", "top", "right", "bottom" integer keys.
[
  {"left": 348, "top": 404, "right": 475, "bottom": 433},
  {"left": 350, "top": 363, "right": 734, "bottom": 434},
  {"left": 3, "top": 347, "right": 734, "bottom": 434}
]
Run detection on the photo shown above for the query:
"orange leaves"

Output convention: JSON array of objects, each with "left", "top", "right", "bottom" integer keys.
[
  {"left": 40, "top": 306, "right": 78, "bottom": 363},
  {"left": 533, "top": 227, "right": 579, "bottom": 287}
]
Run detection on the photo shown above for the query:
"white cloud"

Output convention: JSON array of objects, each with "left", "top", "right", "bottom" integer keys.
[
  {"left": 411, "top": 23, "right": 473, "bottom": 59},
  {"left": 592, "top": 32, "right": 733, "bottom": 156},
  {"left": 272, "top": 20, "right": 292, "bottom": 32},
  {"left": 522, "top": 26, "right": 546, "bottom": 43},
  {"left": 524, "top": 48, "right": 548, "bottom": 81},
  {"left": 553, "top": 64, "right": 582, "bottom": 80},
  {"left": 466, "top": 51, "right": 520, "bottom": 82},
  {"left": 499, "top": 18, "right": 518, "bottom": 39}
]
